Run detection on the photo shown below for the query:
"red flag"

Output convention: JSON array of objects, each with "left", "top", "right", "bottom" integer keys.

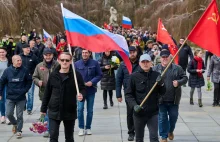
[
  {"left": 188, "top": 0, "right": 220, "bottom": 56},
  {"left": 157, "top": 18, "right": 178, "bottom": 64}
]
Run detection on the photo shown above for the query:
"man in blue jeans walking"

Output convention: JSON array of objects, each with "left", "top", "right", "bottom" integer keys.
[
  {"left": 153, "top": 50, "right": 188, "bottom": 142},
  {"left": 75, "top": 49, "right": 102, "bottom": 136}
]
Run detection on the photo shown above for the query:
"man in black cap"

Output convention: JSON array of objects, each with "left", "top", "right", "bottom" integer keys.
[
  {"left": 116, "top": 46, "right": 140, "bottom": 141},
  {"left": 20, "top": 43, "right": 39, "bottom": 115},
  {"left": 35, "top": 36, "right": 45, "bottom": 62},
  {"left": 153, "top": 49, "right": 188, "bottom": 142},
  {"left": 6, "top": 37, "right": 16, "bottom": 60}
]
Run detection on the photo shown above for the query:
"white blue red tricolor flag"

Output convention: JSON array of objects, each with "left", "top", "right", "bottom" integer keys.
[
  {"left": 61, "top": 4, "right": 132, "bottom": 73},
  {"left": 122, "top": 16, "right": 132, "bottom": 29},
  {"left": 43, "top": 29, "right": 52, "bottom": 41}
]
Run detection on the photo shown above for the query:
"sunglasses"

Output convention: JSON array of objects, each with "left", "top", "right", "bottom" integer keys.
[{"left": 60, "top": 59, "right": 70, "bottom": 62}]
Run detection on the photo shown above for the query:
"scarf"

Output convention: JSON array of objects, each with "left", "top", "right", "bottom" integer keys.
[{"left": 194, "top": 56, "right": 203, "bottom": 77}]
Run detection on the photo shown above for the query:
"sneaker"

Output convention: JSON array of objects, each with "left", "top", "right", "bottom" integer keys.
[
  {"left": 43, "top": 131, "right": 50, "bottom": 138},
  {"left": 212, "top": 102, "right": 217, "bottom": 107},
  {"left": 168, "top": 132, "right": 174, "bottom": 140},
  {"left": 78, "top": 129, "right": 84, "bottom": 136},
  {"left": 86, "top": 129, "right": 92, "bottom": 135},
  {"left": 128, "top": 134, "right": 134, "bottom": 141},
  {"left": 27, "top": 110, "right": 32, "bottom": 115},
  {"left": 103, "top": 104, "right": 108, "bottom": 109},
  {"left": 12, "top": 125, "right": 17, "bottom": 134},
  {"left": 1, "top": 116, "right": 6, "bottom": 124},
  {"left": 110, "top": 101, "right": 114, "bottom": 107},
  {"left": 6, "top": 119, "right": 11, "bottom": 125},
  {"left": 16, "top": 132, "right": 22, "bottom": 139}
]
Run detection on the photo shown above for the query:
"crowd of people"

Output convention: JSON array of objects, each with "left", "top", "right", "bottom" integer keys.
[{"left": 0, "top": 26, "right": 219, "bottom": 142}]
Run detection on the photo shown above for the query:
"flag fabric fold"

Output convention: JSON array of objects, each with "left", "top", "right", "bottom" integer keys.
[
  {"left": 43, "top": 29, "right": 52, "bottom": 42},
  {"left": 122, "top": 16, "right": 132, "bottom": 29},
  {"left": 61, "top": 5, "right": 132, "bottom": 73},
  {"left": 188, "top": 0, "right": 220, "bottom": 57},
  {"left": 157, "top": 18, "right": 179, "bottom": 64}
]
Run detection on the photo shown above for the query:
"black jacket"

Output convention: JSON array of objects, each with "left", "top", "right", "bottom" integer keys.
[
  {"left": 20, "top": 52, "right": 39, "bottom": 75},
  {"left": 41, "top": 65, "right": 86, "bottom": 120},
  {"left": 116, "top": 59, "right": 140, "bottom": 98},
  {"left": 187, "top": 58, "right": 205, "bottom": 88},
  {"left": 125, "top": 68, "right": 165, "bottom": 117},
  {"left": 6, "top": 42, "right": 16, "bottom": 59},
  {"left": 99, "top": 53, "right": 118, "bottom": 90},
  {"left": 0, "top": 65, "right": 32, "bottom": 101},
  {"left": 15, "top": 41, "right": 27, "bottom": 55},
  {"left": 36, "top": 42, "right": 45, "bottom": 62},
  {"left": 178, "top": 43, "right": 193, "bottom": 70},
  {"left": 153, "top": 64, "right": 188, "bottom": 105}
]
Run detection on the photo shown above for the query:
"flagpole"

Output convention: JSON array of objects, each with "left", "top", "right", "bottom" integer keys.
[
  {"left": 139, "top": 38, "right": 188, "bottom": 107},
  {"left": 61, "top": 3, "right": 80, "bottom": 95}
]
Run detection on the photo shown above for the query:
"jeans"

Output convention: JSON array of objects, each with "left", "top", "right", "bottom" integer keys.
[
  {"left": 6, "top": 99, "right": 26, "bottom": 132},
  {"left": 126, "top": 101, "right": 135, "bottom": 135},
  {"left": 78, "top": 93, "right": 95, "bottom": 129},
  {"left": 159, "top": 104, "right": 179, "bottom": 139},
  {"left": 49, "top": 118, "right": 75, "bottom": 142},
  {"left": 44, "top": 111, "right": 50, "bottom": 131},
  {"left": 27, "top": 82, "right": 35, "bottom": 111},
  {"left": 133, "top": 114, "right": 159, "bottom": 142},
  {"left": 0, "top": 86, "right": 6, "bottom": 116}
]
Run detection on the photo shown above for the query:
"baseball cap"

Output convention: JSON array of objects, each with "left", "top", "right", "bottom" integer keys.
[
  {"left": 43, "top": 48, "right": 53, "bottom": 55},
  {"left": 129, "top": 46, "right": 136, "bottom": 51},
  {"left": 160, "top": 50, "right": 170, "bottom": 57},
  {"left": 139, "top": 54, "right": 151, "bottom": 62},
  {"left": 22, "top": 43, "right": 30, "bottom": 48}
]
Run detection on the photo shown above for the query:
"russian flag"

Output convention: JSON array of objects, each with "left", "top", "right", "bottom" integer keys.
[
  {"left": 122, "top": 16, "right": 132, "bottom": 29},
  {"left": 61, "top": 4, "right": 132, "bottom": 73},
  {"left": 43, "top": 29, "right": 52, "bottom": 41}
]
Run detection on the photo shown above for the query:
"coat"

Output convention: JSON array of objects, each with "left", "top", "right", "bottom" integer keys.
[
  {"left": 98, "top": 53, "right": 118, "bottom": 90},
  {"left": 207, "top": 55, "right": 220, "bottom": 83},
  {"left": 178, "top": 43, "right": 193, "bottom": 70},
  {"left": 20, "top": 52, "right": 39, "bottom": 75},
  {"left": 187, "top": 58, "right": 205, "bottom": 88},
  {"left": 41, "top": 65, "right": 86, "bottom": 120},
  {"left": 32, "top": 60, "right": 59, "bottom": 100}
]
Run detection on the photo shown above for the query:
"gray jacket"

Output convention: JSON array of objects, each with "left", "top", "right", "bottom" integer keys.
[
  {"left": 207, "top": 55, "right": 220, "bottom": 83},
  {"left": 152, "top": 64, "right": 188, "bottom": 105}
]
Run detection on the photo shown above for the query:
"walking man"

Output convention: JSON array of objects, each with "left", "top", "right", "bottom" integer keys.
[
  {"left": 75, "top": 49, "right": 102, "bottom": 136},
  {"left": 41, "top": 52, "right": 86, "bottom": 142},
  {"left": 153, "top": 50, "right": 188, "bottom": 142},
  {"left": 0, "top": 55, "right": 32, "bottom": 138}
]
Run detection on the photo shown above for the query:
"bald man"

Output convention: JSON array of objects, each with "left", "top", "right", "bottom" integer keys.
[{"left": 0, "top": 55, "right": 32, "bottom": 139}]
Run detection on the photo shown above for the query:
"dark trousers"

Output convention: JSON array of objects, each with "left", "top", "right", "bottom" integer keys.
[
  {"left": 126, "top": 101, "right": 135, "bottom": 135},
  {"left": 205, "top": 51, "right": 213, "bottom": 67},
  {"left": 214, "top": 82, "right": 220, "bottom": 103},
  {"left": 49, "top": 118, "right": 75, "bottom": 142},
  {"left": 103, "top": 90, "right": 113, "bottom": 105},
  {"left": 133, "top": 114, "right": 159, "bottom": 142}
]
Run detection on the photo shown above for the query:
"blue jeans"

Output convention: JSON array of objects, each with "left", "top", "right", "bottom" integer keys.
[
  {"left": 158, "top": 104, "right": 179, "bottom": 139},
  {"left": 27, "top": 82, "right": 35, "bottom": 111},
  {"left": 0, "top": 86, "right": 7, "bottom": 116},
  {"left": 44, "top": 111, "right": 49, "bottom": 131},
  {"left": 78, "top": 93, "right": 95, "bottom": 129}
]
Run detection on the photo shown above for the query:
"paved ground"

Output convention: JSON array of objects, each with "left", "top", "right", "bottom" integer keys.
[{"left": 1, "top": 76, "right": 220, "bottom": 142}]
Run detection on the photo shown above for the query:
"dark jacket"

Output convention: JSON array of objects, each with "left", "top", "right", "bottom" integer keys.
[
  {"left": 75, "top": 59, "right": 102, "bottom": 94},
  {"left": 207, "top": 55, "right": 220, "bottom": 83},
  {"left": 98, "top": 53, "right": 118, "bottom": 90},
  {"left": 187, "top": 58, "right": 205, "bottom": 88},
  {"left": 6, "top": 42, "right": 16, "bottom": 59},
  {"left": 41, "top": 65, "right": 86, "bottom": 120},
  {"left": 36, "top": 42, "right": 46, "bottom": 62},
  {"left": 116, "top": 59, "right": 140, "bottom": 98},
  {"left": 15, "top": 41, "right": 27, "bottom": 55},
  {"left": 0, "top": 65, "right": 32, "bottom": 101},
  {"left": 74, "top": 47, "right": 83, "bottom": 62},
  {"left": 153, "top": 64, "right": 188, "bottom": 105},
  {"left": 31, "top": 47, "right": 40, "bottom": 58},
  {"left": 125, "top": 68, "right": 166, "bottom": 117},
  {"left": 20, "top": 52, "right": 39, "bottom": 75},
  {"left": 178, "top": 43, "right": 193, "bottom": 70}
]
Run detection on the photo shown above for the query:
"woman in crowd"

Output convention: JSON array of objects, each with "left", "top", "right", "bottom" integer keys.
[
  {"left": 99, "top": 51, "right": 118, "bottom": 109},
  {"left": 187, "top": 49, "right": 205, "bottom": 107},
  {"left": 207, "top": 54, "right": 220, "bottom": 107}
]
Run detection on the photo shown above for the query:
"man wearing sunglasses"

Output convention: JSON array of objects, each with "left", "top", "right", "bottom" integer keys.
[
  {"left": 153, "top": 50, "right": 188, "bottom": 142},
  {"left": 41, "top": 52, "right": 86, "bottom": 142},
  {"left": 75, "top": 49, "right": 102, "bottom": 136}
]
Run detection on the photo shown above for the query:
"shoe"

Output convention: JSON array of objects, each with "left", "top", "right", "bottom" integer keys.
[
  {"left": 86, "top": 129, "right": 92, "bottom": 135},
  {"left": 6, "top": 119, "right": 11, "bottom": 125},
  {"left": 43, "top": 131, "right": 50, "bottom": 138},
  {"left": 78, "top": 129, "right": 84, "bottom": 136},
  {"left": 16, "top": 132, "right": 22, "bottom": 139},
  {"left": 160, "top": 138, "right": 168, "bottom": 142},
  {"left": 110, "top": 101, "right": 114, "bottom": 107},
  {"left": 1, "top": 116, "right": 6, "bottom": 124},
  {"left": 128, "top": 134, "right": 134, "bottom": 141},
  {"left": 27, "top": 110, "right": 32, "bottom": 115},
  {"left": 168, "top": 132, "right": 174, "bottom": 140},
  {"left": 12, "top": 125, "right": 17, "bottom": 134},
  {"left": 213, "top": 102, "right": 217, "bottom": 107},
  {"left": 190, "top": 98, "right": 194, "bottom": 105},
  {"left": 103, "top": 104, "right": 108, "bottom": 109},
  {"left": 198, "top": 99, "right": 203, "bottom": 107}
]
